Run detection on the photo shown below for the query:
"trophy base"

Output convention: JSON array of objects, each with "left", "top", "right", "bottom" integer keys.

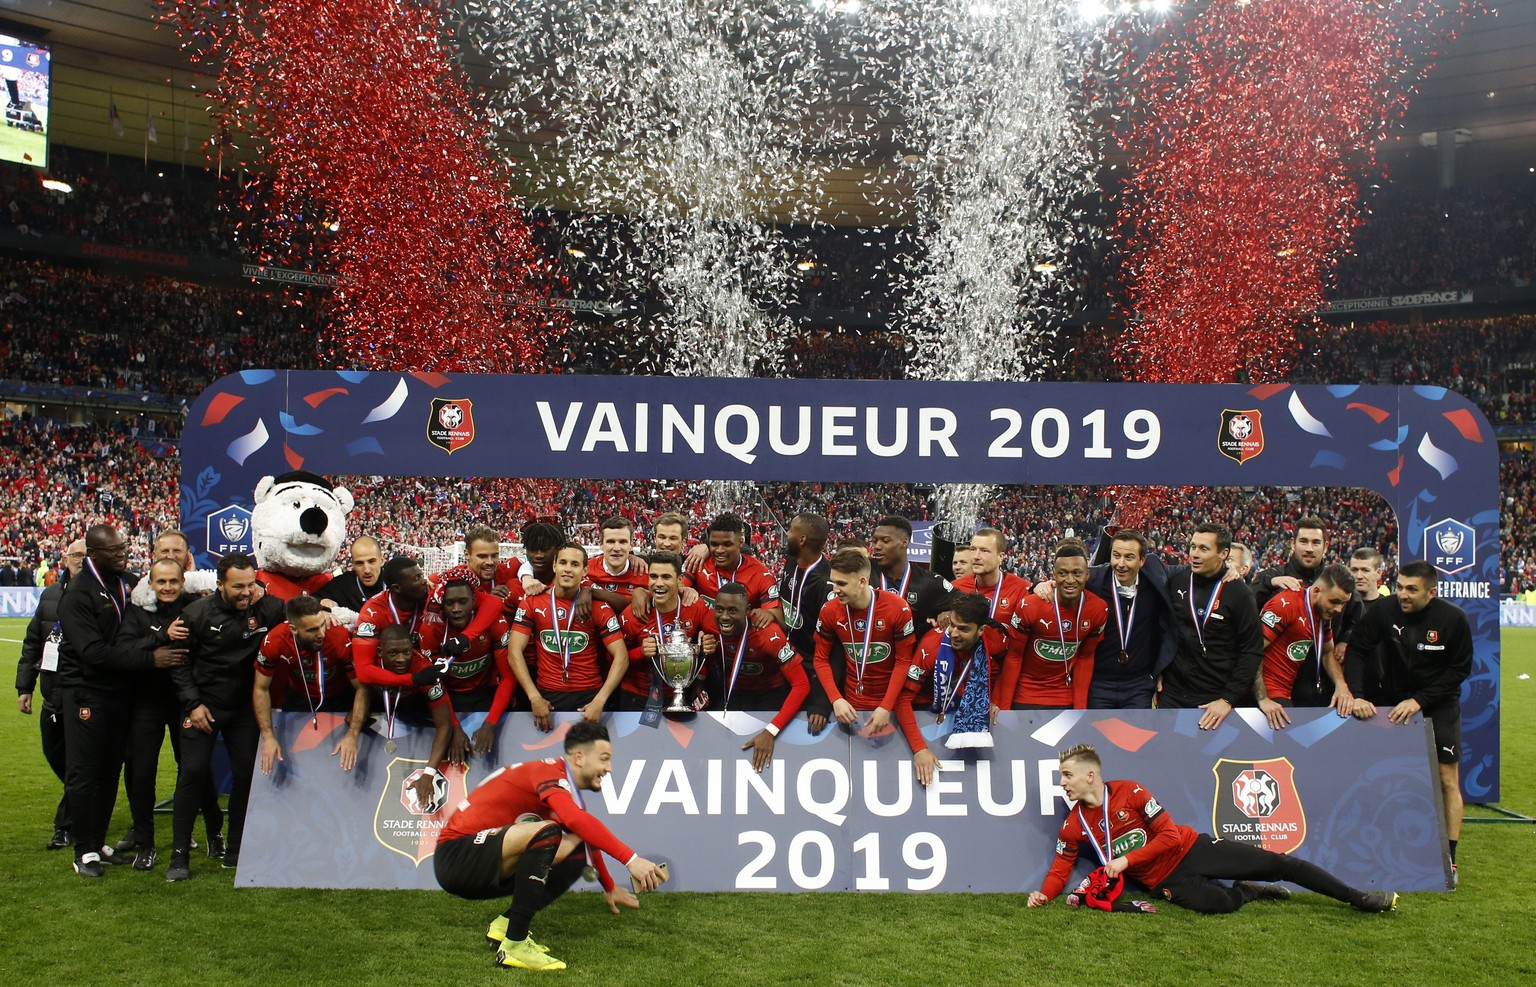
[{"left": 663, "top": 703, "right": 694, "bottom": 714}]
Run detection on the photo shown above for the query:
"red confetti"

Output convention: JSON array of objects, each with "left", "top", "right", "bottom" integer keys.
[
  {"left": 1442, "top": 408, "right": 1484, "bottom": 443},
  {"left": 1347, "top": 402, "right": 1392, "bottom": 425},
  {"left": 161, "top": 0, "right": 566, "bottom": 372},
  {"left": 199, "top": 390, "right": 245, "bottom": 426}
]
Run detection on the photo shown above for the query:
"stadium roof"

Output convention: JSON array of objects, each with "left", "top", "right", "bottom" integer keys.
[{"left": 11, "top": 0, "right": 1536, "bottom": 224}]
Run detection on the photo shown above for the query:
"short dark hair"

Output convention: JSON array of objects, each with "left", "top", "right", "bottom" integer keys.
[
  {"left": 1054, "top": 540, "right": 1088, "bottom": 561},
  {"left": 715, "top": 581, "right": 749, "bottom": 602},
  {"left": 565, "top": 719, "right": 610, "bottom": 751},
  {"left": 948, "top": 592, "right": 991, "bottom": 627},
  {"left": 646, "top": 551, "right": 684, "bottom": 575},
  {"left": 600, "top": 515, "right": 633, "bottom": 534},
  {"left": 707, "top": 513, "right": 747, "bottom": 540},
  {"left": 828, "top": 546, "right": 871, "bottom": 576},
  {"left": 381, "top": 555, "right": 420, "bottom": 589},
  {"left": 1296, "top": 516, "right": 1328, "bottom": 538},
  {"left": 555, "top": 541, "right": 588, "bottom": 563},
  {"left": 1318, "top": 564, "right": 1356, "bottom": 596},
  {"left": 875, "top": 515, "right": 912, "bottom": 538},
  {"left": 216, "top": 552, "right": 257, "bottom": 581},
  {"left": 652, "top": 512, "right": 689, "bottom": 534},
  {"left": 793, "top": 513, "right": 830, "bottom": 548},
  {"left": 973, "top": 527, "right": 1008, "bottom": 553},
  {"left": 1399, "top": 560, "right": 1438, "bottom": 586},
  {"left": 1351, "top": 547, "right": 1384, "bottom": 569},
  {"left": 379, "top": 624, "right": 413, "bottom": 649},
  {"left": 522, "top": 521, "right": 566, "bottom": 553},
  {"left": 285, "top": 594, "right": 324, "bottom": 622},
  {"left": 1110, "top": 530, "right": 1149, "bottom": 557},
  {"left": 1193, "top": 522, "right": 1232, "bottom": 551}
]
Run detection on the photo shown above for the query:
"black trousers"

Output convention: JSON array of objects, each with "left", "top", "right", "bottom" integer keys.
[
  {"left": 172, "top": 705, "right": 257, "bottom": 853},
  {"left": 1153, "top": 834, "right": 1362, "bottom": 913},
  {"left": 62, "top": 689, "right": 130, "bottom": 858},
  {"left": 39, "top": 699, "right": 71, "bottom": 831},
  {"left": 123, "top": 691, "right": 223, "bottom": 845}
]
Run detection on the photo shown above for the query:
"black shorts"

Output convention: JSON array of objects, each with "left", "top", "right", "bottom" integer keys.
[
  {"left": 1428, "top": 703, "right": 1462, "bottom": 765},
  {"left": 434, "top": 829, "right": 514, "bottom": 900}
]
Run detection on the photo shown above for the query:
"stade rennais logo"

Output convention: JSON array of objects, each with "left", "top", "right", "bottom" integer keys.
[
  {"left": 206, "top": 505, "right": 253, "bottom": 556},
  {"left": 1424, "top": 518, "right": 1475, "bottom": 576},
  {"left": 427, "top": 397, "right": 476, "bottom": 454},
  {"left": 1211, "top": 757, "right": 1306, "bottom": 853},
  {"left": 373, "top": 759, "right": 469, "bottom": 864},
  {"left": 1218, "top": 409, "right": 1265, "bottom": 464}
]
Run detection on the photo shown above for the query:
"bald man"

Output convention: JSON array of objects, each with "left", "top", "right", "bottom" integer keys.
[{"left": 318, "top": 536, "right": 385, "bottom": 612}]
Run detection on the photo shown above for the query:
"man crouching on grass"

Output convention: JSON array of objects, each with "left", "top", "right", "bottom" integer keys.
[
  {"left": 1027, "top": 744, "right": 1398, "bottom": 915},
  {"left": 428, "top": 720, "right": 666, "bottom": 971}
]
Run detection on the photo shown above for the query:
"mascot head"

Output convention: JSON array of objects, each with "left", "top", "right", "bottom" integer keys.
[{"left": 251, "top": 470, "right": 354, "bottom": 577}]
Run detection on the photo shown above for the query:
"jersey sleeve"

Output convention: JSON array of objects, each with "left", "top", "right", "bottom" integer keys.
[
  {"left": 813, "top": 602, "right": 843, "bottom": 703},
  {"left": 485, "top": 618, "right": 517, "bottom": 725},
  {"left": 255, "top": 625, "right": 286, "bottom": 678},
  {"left": 593, "top": 601, "right": 626, "bottom": 649},
  {"left": 539, "top": 784, "right": 636, "bottom": 873},
  {"left": 1038, "top": 814, "right": 1084, "bottom": 900},
  {"left": 879, "top": 598, "right": 918, "bottom": 710},
  {"left": 760, "top": 624, "right": 809, "bottom": 732}
]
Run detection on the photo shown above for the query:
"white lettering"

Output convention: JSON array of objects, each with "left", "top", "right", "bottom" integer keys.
[
  {"left": 535, "top": 400, "right": 582, "bottom": 452},
  {"left": 662, "top": 404, "right": 706, "bottom": 454},
  {"left": 599, "top": 760, "right": 646, "bottom": 814},
  {"left": 634, "top": 402, "right": 649, "bottom": 453},
  {"left": 924, "top": 760, "right": 967, "bottom": 816},
  {"left": 977, "top": 759, "right": 1029, "bottom": 816},
  {"left": 862, "top": 760, "right": 913, "bottom": 817},
  {"left": 1039, "top": 759, "right": 1068, "bottom": 815},
  {"left": 767, "top": 405, "right": 812, "bottom": 456},
  {"left": 822, "top": 407, "right": 858, "bottom": 456},
  {"left": 736, "top": 759, "right": 786, "bottom": 815},
  {"left": 798, "top": 758, "right": 850, "bottom": 825},
  {"left": 867, "top": 407, "right": 908, "bottom": 458},
  {"left": 716, "top": 405, "right": 760, "bottom": 464},
  {"left": 581, "top": 402, "right": 628, "bottom": 452},
  {"left": 644, "top": 760, "right": 700, "bottom": 815},
  {"left": 919, "top": 408, "right": 959, "bottom": 458},
  {"left": 706, "top": 759, "right": 722, "bottom": 815}
]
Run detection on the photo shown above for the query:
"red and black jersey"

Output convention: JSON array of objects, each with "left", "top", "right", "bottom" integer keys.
[
  {"left": 419, "top": 600, "right": 517, "bottom": 725},
  {"left": 1040, "top": 779, "right": 1201, "bottom": 900},
  {"left": 438, "top": 756, "right": 633, "bottom": 891},
  {"left": 707, "top": 619, "right": 809, "bottom": 731},
  {"left": 616, "top": 598, "right": 713, "bottom": 698},
  {"left": 351, "top": 590, "right": 425, "bottom": 689},
  {"left": 255, "top": 621, "right": 354, "bottom": 707},
  {"left": 1259, "top": 588, "right": 1333, "bottom": 702},
  {"left": 511, "top": 592, "right": 625, "bottom": 693},
  {"left": 896, "top": 625, "right": 1010, "bottom": 751},
  {"left": 952, "top": 571, "right": 1033, "bottom": 630},
  {"left": 812, "top": 590, "right": 916, "bottom": 711},
  {"left": 494, "top": 558, "right": 524, "bottom": 592},
  {"left": 997, "top": 591, "right": 1109, "bottom": 709},
  {"left": 686, "top": 554, "right": 781, "bottom": 611},
  {"left": 585, "top": 556, "right": 649, "bottom": 601}
]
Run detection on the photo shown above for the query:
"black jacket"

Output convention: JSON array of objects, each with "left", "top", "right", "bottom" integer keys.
[
  {"left": 1346, "top": 596, "right": 1472, "bottom": 712},
  {"left": 171, "top": 592, "right": 286, "bottom": 713},
  {"left": 781, "top": 557, "right": 834, "bottom": 719},
  {"left": 1163, "top": 565, "right": 1264, "bottom": 706},
  {"left": 17, "top": 579, "right": 67, "bottom": 700},
  {"left": 56, "top": 564, "right": 149, "bottom": 696},
  {"left": 1086, "top": 553, "right": 1179, "bottom": 682},
  {"left": 877, "top": 563, "right": 952, "bottom": 632},
  {"left": 118, "top": 593, "right": 197, "bottom": 702}
]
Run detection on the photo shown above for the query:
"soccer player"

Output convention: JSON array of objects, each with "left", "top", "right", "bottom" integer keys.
[
  {"left": 518, "top": 520, "right": 569, "bottom": 598},
  {"left": 166, "top": 552, "right": 286, "bottom": 879},
  {"left": 649, "top": 512, "right": 690, "bottom": 555},
  {"left": 1160, "top": 523, "right": 1263, "bottom": 730},
  {"left": 1253, "top": 565, "right": 1356, "bottom": 728},
  {"left": 461, "top": 525, "right": 520, "bottom": 600},
  {"left": 1250, "top": 516, "right": 1362, "bottom": 708},
  {"left": 813, "top": 547, "right": 916, "bottom": 729},
  {"left": 778, "top": 513, "right": 833, "bottom": 734},
  {"left": 509, "top": 543, "right": 628, "bottom": 730},
  {"left": 352, "top": 556, "right": 436, "bottom": 689},
  {"left": 1345, "top": 560, "right": 1472, "bottom": 886},
  {"left": 996, "top": 542, "right": 1108, "bottom": 710},
  {"left": 586, "top": 516, "right": 651, "bottom": 614},
  {"left": 708, "top": 582, "right": 809, "bottom": 771},
  {"left": 432, "top": 720, "right": 666, "bottom": 971},
  {"left": 419, "top": 571, "right": 517, "bottom": 755},
  {"left": 870, "top": 515, "right": 952, "bottom": 629},
  {"left": 254, "top": 594, "right": 368, "bottom": 774},
  {"left": 1027, "top": 743, "right": 1397, "bottom": 914},
  {"left": 685, "top": 513, "right": 782, "bottom": 627},
  {"left": 953, "top": 527, "right": 1032, "bottom": 628},
  {"left": 372, "top": 624, "right": 457, "bottom": 768},
  {"left": 615, "top": 553, "right": 713, "bottom": 712},
  {"left": 899, "top": 592, "right": 1008, "bottom": 784}
]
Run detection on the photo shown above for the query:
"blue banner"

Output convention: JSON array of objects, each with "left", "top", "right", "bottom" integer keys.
[
  {"left": 239, "top": 709, "right": 1448, "bottom": 894},
  {"left": 181, "top": 373, "right": 1501, "bottom": 800},
  {"left": 0, "top": 586, "right": 42, "bottom": 618}
]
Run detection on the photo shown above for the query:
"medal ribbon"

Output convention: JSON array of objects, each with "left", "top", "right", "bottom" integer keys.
[
  {"left": 1301, "top": 591, "right": 1325, "bottom": 689},
  {"left": 1054, "top": 591, "right": 1085, "bottom": 688},
  {"left": 85, "top": 558, "right": 125, "bottom": 621},
  {"left": 1113, "top": 585, "right": 1137, "bottom": 657},
  {"left": 551, "top": 590, "right": 576, "bottom": 679},
  {"left": 563, "top": 758, "right": 601, "bottom": 877},
  {"left": 383, "top": 687, "right": 399, "bottom": 743},
  {"left": 787, "top": 560, "right": 819, "bottom": 629},
  {"left": 936, "top": 631, "right": 978, "bottom": 716},
  {"left": 881, "top": 563, "right": 911, "bottom": 600},
  {"left": 1188, "top": 574, "right": 1225, "bottom": 654},
  {"left": 295, "top": 635, "right": 325, "bottom": 729},
  {"left": 1076, "top": 784, "right": 1115, "bottom": 866},
  {"left": 386, "top": 593, "right": 420, "bottom": 642},
  {"left": 723, "top": 628, "right": 750, "bottom": 710},
  {"left": 846, "top": 593, "right": 877, "bottom": 694},
  {"left": 987, "top": 574, "right": 1003, "bottom": 618}
]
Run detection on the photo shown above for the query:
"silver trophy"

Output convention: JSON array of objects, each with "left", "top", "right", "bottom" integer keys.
[{"left": 654, "top": 628, "right": 703, "bottom": 713}]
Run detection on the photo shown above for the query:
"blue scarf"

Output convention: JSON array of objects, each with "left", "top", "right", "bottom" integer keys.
[{"left": 930, "top": 631, "right": 993, "bottom": 749}]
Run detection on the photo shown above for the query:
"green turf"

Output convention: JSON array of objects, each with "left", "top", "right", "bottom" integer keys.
[
  {"left": 0, "top": 122, "right": 48, "bottom": 168},
  {"left": 4, "top": 617, "right": 1533, "bottom": 986}
]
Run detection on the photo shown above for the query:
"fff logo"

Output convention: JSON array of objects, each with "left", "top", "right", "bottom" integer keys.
[
  {"left": 207, "top": 505, "right": 254, "bottom": 556},
  {"left": 1423, "top": 518, "right": 1475, "bottom": 576}
]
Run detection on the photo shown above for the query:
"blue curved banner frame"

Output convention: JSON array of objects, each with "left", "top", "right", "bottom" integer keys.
[{"left": 180, "top": 373, "right": 1501, "bottom": 800}]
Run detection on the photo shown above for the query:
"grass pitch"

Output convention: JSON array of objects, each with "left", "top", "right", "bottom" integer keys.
[{"left": 3, "top": 617, "right": 1533, "bottom": 986}]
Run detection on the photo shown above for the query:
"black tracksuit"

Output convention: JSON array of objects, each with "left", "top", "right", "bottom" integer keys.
[
  {"left": 18, "top": 579, "right": 70, "bottom": 833},
  {"left": 1160, "top": 565, "right": 1264, "bottom": 709}
]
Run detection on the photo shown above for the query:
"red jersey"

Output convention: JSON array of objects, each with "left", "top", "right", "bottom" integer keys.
[
  {"left": 352, "top": 590, "right": 426, "bottom": 689},
  {"left": 255, "top": 621, "right": 354, "bottom": 708},
  {"left": 952, "top": 571, "right": 1033, "bottom": 629},
  {"left": 708, "top": 619, "right": 809, "bottom": 730},
  {"left": 687, "top": 554, "right": 782, "bottom": 611},
  {"left": 419, "top": 601, "right": 517, "bottom": 725},
  {"left": 1040, "top": 779, "right": 1201, "bottom": 899},
  {"left": 998, "top": 591, "right": 1109, "bottom": 709},
  {"left": 511, "top": 592, "right": 625, "bottom": 694},
  {"left": 494, "top": 558, "right": 524, "bottom": 592},
  {"left": 813, "top": 589, "right": 916, "bottom": 711},
  {"left": 1259, "top": 588, "right": 1333, "bottom": 702},
  {"left": 586, "top": 556, "right": 650, "bottom": 601},
  {"left": 896, "top": 626, "right": 1009, "bottom": 753},
  {"left": 617, "top": 597, "right": 714, "bottom": 698},
  {"left": 438, "top": 756, "right": 633, "bottom": 891}
]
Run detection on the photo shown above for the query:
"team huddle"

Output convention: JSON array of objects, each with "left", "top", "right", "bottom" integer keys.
[{"left": 19, "top": 501, "right": 1470, "bottom": 970}]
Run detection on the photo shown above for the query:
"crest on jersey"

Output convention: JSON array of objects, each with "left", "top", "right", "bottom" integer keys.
[
  {"left": 1211, "top": 757, "right": 1306, "bottom": 854},
  {"left": 1218, "top": 409, "right": 1265, "bottom": 464},
  {"left": 427, "top": 398, "right": 475, "bottom": 454},
  {"left": 374, "top": 758, "right": 470, "bottom": 865}
]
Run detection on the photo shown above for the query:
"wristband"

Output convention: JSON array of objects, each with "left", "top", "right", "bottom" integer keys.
[
  {"left": 421, "top": 766, "right": 442, "bottom": 778},
  {"left": 765, "top": 724, "right": 780, "bottom": 737}
]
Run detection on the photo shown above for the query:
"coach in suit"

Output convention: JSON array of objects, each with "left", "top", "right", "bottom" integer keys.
[{"left": 1085, "top": 530, "right": 1178, "bottom": 708}]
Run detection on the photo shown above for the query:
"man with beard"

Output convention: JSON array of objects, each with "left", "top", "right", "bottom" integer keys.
[
  {"left": 1251, "top": 517, "right": 1362, "bottom": 709},
  {"left": 953, "top": 527, "right": 1032, "bottom": 630},
  {"left": 616, "top": 553, "right": 713, "bottom": 713},
  {"left": 17, "top": 537, "right": 84, "bottom": 850},
  {"left": 996, "top": 542, "right": 1108, "bottom": 711},
  {"left": 778, "top": 513, "right": 833, "bottom": 734},
  {"left": 1161, "top": 523, "right": 1263, "bottom": 731},
  {"left": 898, "top": 592, "right": 1009, "bottom": 785},
  {"left": 1254, "top": 565, "right": 1357, "bottom": 728},
  {"left": 254, "top": 594, "right": 369, "bottom": 773},
  {"left": 165, "top": 552, "right": 286, "bottom": 880},
  {"left": 418, "top": 570, "right": 516, "bottom": 756},
  {"left": 58, "top": 524, "right": 187, "bottom": 877}
]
